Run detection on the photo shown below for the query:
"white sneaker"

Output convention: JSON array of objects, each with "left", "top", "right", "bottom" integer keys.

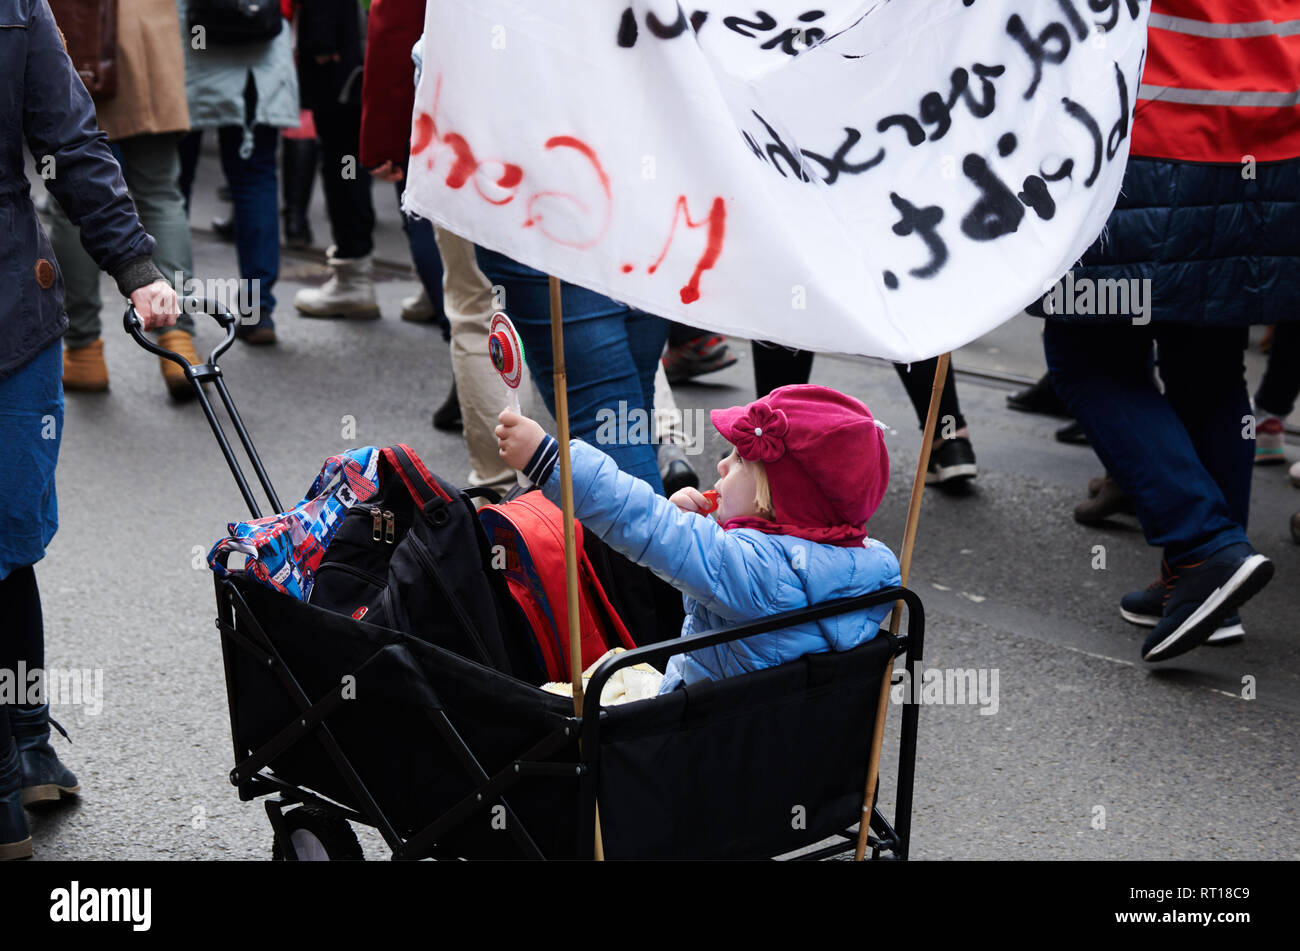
[
  {"left": 1290, "top": 458, "right": 1300, "bottom": 488},
  {"left": 294, "top": 245, "right": 381, "bottom": 319},
  {"left": 400, "top": 288, "right": 436, "bottom": 323}
]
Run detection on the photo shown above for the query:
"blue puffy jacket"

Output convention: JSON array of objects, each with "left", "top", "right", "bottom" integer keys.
[{"left": 540, "top": 441, "right": 901, "bottom": 693}]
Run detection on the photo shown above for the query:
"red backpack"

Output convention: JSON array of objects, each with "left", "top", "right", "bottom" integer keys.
[{"left": 479, "top": 493, "right": 636, "bottom": 682}]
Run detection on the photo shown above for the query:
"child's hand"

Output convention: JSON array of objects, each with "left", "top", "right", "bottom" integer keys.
[
  {"left": 670, "top": 486, "right": 714, "bottom": 515},
  {"left": 495, "top": 410, "right": 545, "bottom": 471}
]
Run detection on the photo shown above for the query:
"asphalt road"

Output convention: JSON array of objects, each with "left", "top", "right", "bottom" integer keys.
[{"left": 23, "top": 174, "right": 1298, "bottom": 861}]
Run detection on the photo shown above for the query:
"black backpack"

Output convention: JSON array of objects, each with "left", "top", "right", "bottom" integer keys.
[
  {"left": 307, "top": 445, "right": 543, "bottom": 683},
  {"left": 189, "top": 0, "right": 283, "bottom": 46}
]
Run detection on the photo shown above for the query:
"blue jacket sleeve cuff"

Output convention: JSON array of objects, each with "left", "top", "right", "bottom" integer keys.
[{"left": 524, "top": 434, "right": 559, "bottom": 487}]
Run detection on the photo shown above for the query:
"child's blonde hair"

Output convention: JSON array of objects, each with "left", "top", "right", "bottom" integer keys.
[{"left": 746, "top": 457, "right": 774, "bottom": 520}]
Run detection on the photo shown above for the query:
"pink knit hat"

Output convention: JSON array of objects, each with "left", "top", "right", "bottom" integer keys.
[{"left": 710, "top": 384, "right": 889, "bottom": 547}]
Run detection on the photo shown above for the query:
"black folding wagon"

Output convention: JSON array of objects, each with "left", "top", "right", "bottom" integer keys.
[{"left": 132, "top": 303, "right": 923, "bottom": 860}]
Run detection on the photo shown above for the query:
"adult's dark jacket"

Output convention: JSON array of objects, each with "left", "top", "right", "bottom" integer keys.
[
  {"left": 0, "top": 0, "right": 161, "bottom": 381},
  {"left": 1036, "top": 0, "right": 1299, "bottom": 327},
  {"left": 295, "top": 0, "right": 366, "bottom": 112}
]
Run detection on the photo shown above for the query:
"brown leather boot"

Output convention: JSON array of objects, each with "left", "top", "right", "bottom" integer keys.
[
  {"left": 1074, "top": 475, "right": 1135, "bottom": 525},
  {"left": 157, "top": 330, "right": 199, "bottom": 403},
  {"left": 62, "top": 339, "right": 109, "bottom": 392}
]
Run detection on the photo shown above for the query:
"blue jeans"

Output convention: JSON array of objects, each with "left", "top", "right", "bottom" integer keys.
[
  {"left": 395, "top": 177, "right": 448, "bottom": 339},
  {"left": 1044, "top": 320, "right": 1252, "bottom": 565},
  {"left": 474, "top": 247, "right": 668, "bottom": 492},
  {"left": 215, "top": 125, "right": 280, "bottom": 320}
]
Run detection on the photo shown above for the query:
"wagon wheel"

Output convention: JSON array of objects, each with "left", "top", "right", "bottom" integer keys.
[{"left": 270, "top": 806, "right": 364, "bottom": 861}]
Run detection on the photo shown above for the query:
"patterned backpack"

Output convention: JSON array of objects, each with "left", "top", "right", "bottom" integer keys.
[{"left": 210, "top": 445, "right": 536, "bottom": 678}]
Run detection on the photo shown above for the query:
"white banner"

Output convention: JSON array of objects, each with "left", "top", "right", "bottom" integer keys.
[{"left": 403, "top": 1, "right": 1149, "bottom": 363}]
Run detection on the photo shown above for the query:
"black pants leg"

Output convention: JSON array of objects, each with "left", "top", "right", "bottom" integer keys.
[
  {"left": 894, "top": 358, "right": 965, "bottom": 432},
  {"left": 752, "top": 342, "right": 814, "bottom": 397},
  {"left": 0, "top": 566, "right": 45, "bottom": 748},
  {"left": 1255, "top": 322, "right": 1300, "bottom": 418},
  {"left": 177, "top": 130, "right": 203, "bottom": 214},
  {"left": 311, "top": 101, "right": 374, "bottom": 258},
  {"left": 1158, "top": 325, "right": 1254, "bottom": 531}
]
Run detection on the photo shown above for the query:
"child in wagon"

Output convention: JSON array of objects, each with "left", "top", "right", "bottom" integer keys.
[{"left": 496, "top": 383, "right": 901, "bottom": 694}]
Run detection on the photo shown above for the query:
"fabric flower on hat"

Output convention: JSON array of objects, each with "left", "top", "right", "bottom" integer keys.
[{"left": 732, "top": 404, "right": 790, "bottom": 463}]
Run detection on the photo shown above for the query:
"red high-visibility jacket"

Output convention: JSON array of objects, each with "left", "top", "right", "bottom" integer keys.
[{"left": 1134, "top": 0, "right": 1300, "bottom": 162}]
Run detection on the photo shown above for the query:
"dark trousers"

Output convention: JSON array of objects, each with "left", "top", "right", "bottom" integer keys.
[
  {"left": 751, "top": 343, "right": 966, "bottom": 431},
  {"left": 394, "top": 167, "right": 448, "bottom": 339},
  {"left": 1044, "top": 320, "right": 1252, "bottom": 565},
  {"left": 313, "top": 101, "right": 375, "bottom": 258},
  {"left": 1255, "top": 321, "right": 1300, "bottom": 418},
  {"left": 178, "top": 126, "right": 281, "bottom": 318},
  {"left": 0, "top": 567, "right": 44, "bottom": 748}
]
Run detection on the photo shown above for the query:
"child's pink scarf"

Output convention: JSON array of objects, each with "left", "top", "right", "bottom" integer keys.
[{"left": 720, "top": 515, "right": 868, "bottom": 548}]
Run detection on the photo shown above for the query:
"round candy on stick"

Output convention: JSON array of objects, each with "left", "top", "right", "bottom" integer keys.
[
  {"left": 489, "top": 312, "right": 528, "bottom": 486},
  {"left": 489, "top": 311, "right": 525, "bottom": 416}
]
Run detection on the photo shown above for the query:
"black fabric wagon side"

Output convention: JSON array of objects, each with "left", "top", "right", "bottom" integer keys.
[{"left": 217, "top": 574, "right": 921, "bottom": 860}]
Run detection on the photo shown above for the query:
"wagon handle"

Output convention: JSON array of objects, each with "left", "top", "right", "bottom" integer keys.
[
  {"left": 123, "top": 298, "right": 283, "bottom": 518},
  {"left": 123, "top": 295, "right": 239, "bottom": 369}
]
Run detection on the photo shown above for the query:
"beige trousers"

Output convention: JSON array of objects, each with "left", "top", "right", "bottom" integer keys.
[{"left": 434, "top": 227, "right": 546, "bottom": 497}]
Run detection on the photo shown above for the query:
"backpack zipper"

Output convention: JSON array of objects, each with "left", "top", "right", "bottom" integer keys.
[{"left": 363, "top": 504, "right": 383, "bottom": 542}]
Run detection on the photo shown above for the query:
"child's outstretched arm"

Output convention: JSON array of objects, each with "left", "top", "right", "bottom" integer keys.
[{"left": 495, "top": 411, "right": 792, "bottom": 620}]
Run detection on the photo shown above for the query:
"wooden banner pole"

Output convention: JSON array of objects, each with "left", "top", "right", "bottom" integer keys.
[
  {"left": 548, "top": 275, "right": 605, "bottom": 860},
  {"left": 853, "top": 350, "right": 950, "bottom": 861}
]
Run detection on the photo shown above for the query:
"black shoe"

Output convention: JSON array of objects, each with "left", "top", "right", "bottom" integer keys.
[
  {"left": 925, "top": 436, "right": 977, "bottom": 486},
  {"left": 1006, "top": 373, "right": 1072, "bottom": 419},
  {"left": 1118, "top": 564, "right": 1246, "bottom": 645},
  {"left": 234, "top": 312, "right": 277, "bottom": 346},
  {"left": 0, "top": 740, "right": 31, "bottom": 861},
  {"left": 212, "top": 212, "right": 235, "bottom": 243},
  {"left": 11, "top": 704, "right": 79, "bottom": 806},
  {"left": 283, "top": 211, "right": 313, "bottom": 249},
  {"left": 1073, "top": 475, "right": 1133, "bottom": 525},
  {"left": 433, "top": 380, "right": 462, "bottom": 431},
  {"left": 1142, "top": 543, "right": 1272, "bottom": 662},
  {"left": 1055, "top": 420, "right": 1089, "bottom": 445}
]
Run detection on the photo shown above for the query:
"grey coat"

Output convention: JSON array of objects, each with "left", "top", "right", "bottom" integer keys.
[{"left": 177, "top": 0, "right": 299, "bottom": 155}]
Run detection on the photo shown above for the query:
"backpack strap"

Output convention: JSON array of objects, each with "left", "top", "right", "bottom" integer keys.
[
  {"left": 578, "top": 550, "right": 638, "bottom": 651},
  {"left": 382, "top": 444, "right": 452, "bottom": 507}
]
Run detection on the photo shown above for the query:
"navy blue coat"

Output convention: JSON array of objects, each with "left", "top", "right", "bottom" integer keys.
[
  {"left": 1036, "top": 156, "right": 1300, "bottom": 326},
  {"left": 0, "top": 0, "right": 160, "bottom": 381}
]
